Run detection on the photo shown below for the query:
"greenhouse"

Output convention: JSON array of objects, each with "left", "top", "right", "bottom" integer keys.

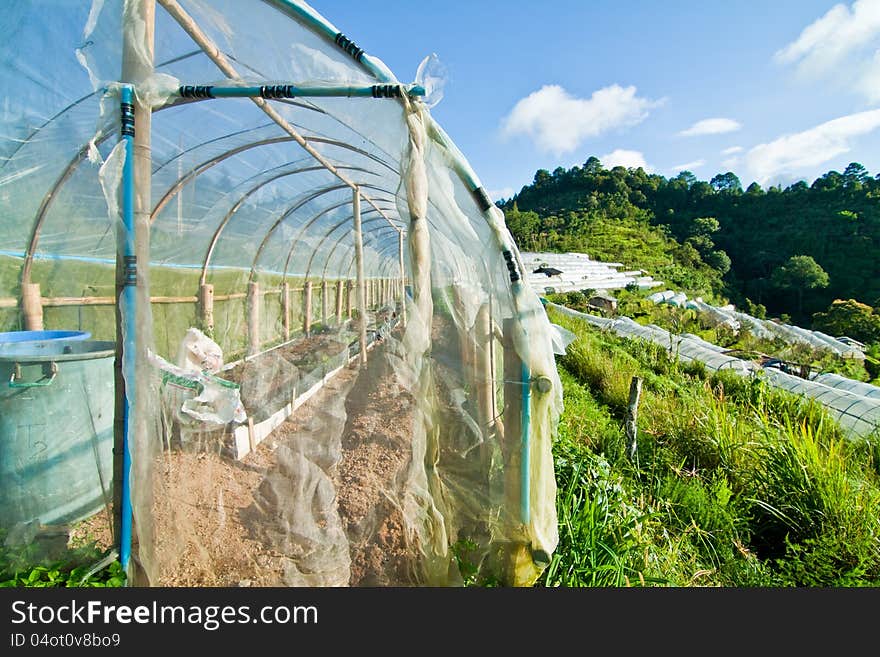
[
  {"left": 548, "top": 302, "right": 880, "bottom": 439},
  {"left": 0, "top": 0, "right": 563, "bottom": 587}
]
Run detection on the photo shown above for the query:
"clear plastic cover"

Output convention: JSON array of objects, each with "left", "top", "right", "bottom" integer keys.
[{"left": 0, "top": 0, "right": 562, "bottom": 587}]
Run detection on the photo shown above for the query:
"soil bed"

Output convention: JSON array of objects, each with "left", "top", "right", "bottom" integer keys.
[{"left": 149, "top": 324, "right": 419, "bottom": 586}]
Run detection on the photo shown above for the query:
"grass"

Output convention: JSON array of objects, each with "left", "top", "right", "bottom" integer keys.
[
  {"left": 549, "top": 288, "right": 874, "bottom": 383},
  {"left": 0, "top": 254, "right": 346, "bottom": 362},
  {"left": 541, "top": 305, "right": 880, "bottom": 587}
]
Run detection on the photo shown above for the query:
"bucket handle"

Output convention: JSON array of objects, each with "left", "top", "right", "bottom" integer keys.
[{"left": 9, "top": 361, "right": 58, "bottom": 388}]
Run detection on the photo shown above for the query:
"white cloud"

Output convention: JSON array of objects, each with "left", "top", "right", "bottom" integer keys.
[
  {"left": 678, "top": 118, "right": 742, "bottom": 137},
  {"left": 721, "top": 157, "right": 740, "bottom": 169},
  {"left": 721, "top": 146, "right": 743, "bottom": 155},
  {"left": 488, "top": 187, "right": 515, "bottom": 201},
  {"left": 501, "top": 84, "right": 663, "bottom": 156},
  {"left": 669, "top": 159, "right": 705, "bottom": 172},
  {"left": 775, "top": 0, "right": 880, "bottom": 71},
  {"left": 775, "top": 0, "right": 880, "bottom": 102},
  {"left": 599, "top": 149, "right": 653, "bottom": 171},
  {"left": 745, "top": 108, "right": 880, "bottom": 183}
]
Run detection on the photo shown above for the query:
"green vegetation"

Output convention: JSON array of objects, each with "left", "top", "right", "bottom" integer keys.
[
  {"left": 504, "top": 201, "right": 725, "bottom": 300},
  {"left": 540, "top": 305, "right": 880, "bottom": 587},
  {"left": 0, "top": 527, "right": 123, "bottom": 588},
  {"left": 503, "top": 158, "right": 880, "bottom": 327},
  {"left": 547, "top": 288, "right": 875, "bottom": 384}
]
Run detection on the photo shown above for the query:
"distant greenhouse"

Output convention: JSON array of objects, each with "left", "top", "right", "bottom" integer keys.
[{"left": 548, "top": 302, "right": 880, "bottom": 440}]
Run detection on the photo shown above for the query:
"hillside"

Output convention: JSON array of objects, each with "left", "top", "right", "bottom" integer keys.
[
  {"left": 542, "top": 304, "right": 880, "bottom": 587},
  {"left": 501, "top": 158, "right": 880, "bottom": 325}
]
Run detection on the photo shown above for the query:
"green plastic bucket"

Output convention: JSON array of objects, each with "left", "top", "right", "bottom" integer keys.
[{"left": 0, "top": 340, "right": 115, "bottom": 528}]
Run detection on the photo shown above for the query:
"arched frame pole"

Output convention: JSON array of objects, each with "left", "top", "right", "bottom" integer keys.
[{"left": 353, "top": 187, "right": 368, "bottom": 366}]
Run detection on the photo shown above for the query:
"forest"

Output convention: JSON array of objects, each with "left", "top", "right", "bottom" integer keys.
[{"left": 500, "top": 157, "right": 880, "bottom": 345}]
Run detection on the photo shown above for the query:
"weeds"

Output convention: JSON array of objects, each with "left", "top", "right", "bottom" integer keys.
[{"left": 545, "top": 305, "right": 880, "bottom": 587}]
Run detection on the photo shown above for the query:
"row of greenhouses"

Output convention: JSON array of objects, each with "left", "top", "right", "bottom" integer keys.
[
  {"left": 549, "top": 302, "right": 880, "bottom": 439},
  {"left": 647, "top": 290, "right": 865, "bottom": 359}
]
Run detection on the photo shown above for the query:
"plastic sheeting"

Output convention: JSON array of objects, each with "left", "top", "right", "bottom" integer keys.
[
  {"left": 548, "top": 303, "right": 880, "bottom": 439},
  {"left": 0, "top": 0, "right": 562, "bottom": 587},
  {"left": 647, "top": 291, "right": 863, "bottom": 358}
]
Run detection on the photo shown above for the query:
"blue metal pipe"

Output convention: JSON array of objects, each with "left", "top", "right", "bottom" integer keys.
[
  {"left": 178, "top": 83, "right": 424, "bottom": 100},
  {"left": 520, "top": 362, "right": 531, "bottom": 525},
  {"left": 260, "top": 0, "right": 397, "bottom": 83},
  {"left": 119, "top": 85, "right": 136, "bottom": 573}
]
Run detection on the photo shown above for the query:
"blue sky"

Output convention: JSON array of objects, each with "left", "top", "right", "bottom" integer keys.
[{"left": 316, "top": 0, "right": 880, "bottom": 200}]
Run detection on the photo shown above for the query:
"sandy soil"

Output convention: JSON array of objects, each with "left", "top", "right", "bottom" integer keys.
[
  {"left": 334, "top": 344, "right": 418, "bottom": 586},
  {"left": 145, "top": 321, "right": 420, "bottom": 587}
]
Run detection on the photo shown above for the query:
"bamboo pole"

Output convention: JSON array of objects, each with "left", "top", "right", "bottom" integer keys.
[
  {"left": 502, "top": 318, "right": 523, "bottom": 522},
  {"left": 156, "top": 0, "right": 399, "bottom": 234},
  {"left": 353, "top": 189, "right": 368, "bottom": 366},
  {"left": 247, "top": 281, "right": 260, "bottom": 356},
  {"left": 626, "top": 376, "right": 643, "bottom": 461},
  {"left": 303, "top": 280, "right": 313, "bottom": 337},
  {"left": 398, "top": 231, "right": 406, "bottom": 327},
  {"left": 21, "top": 283, "right": 43, "bottom": 330},
  {"left": 500, "top": 317, "right": 532, "bottom": 584},
  {"left": 281, "top": 281, "right": 290, "bottom": 340},
  {"left": 335, "top": 280, "right": 343, "bottom": 324},
  {"left": 118, "top": 0, "right": 155, "bottom": 583},
  {"left": 321, "top": 280, "right": 329, "bottom": 327},
  {"left": 213, "top": 292, "right": 247, "bottom": 301},
  {"left": 198, "top": 283, "right": 213, "bottom": 334},
  {"left": 475, "top": 302, "right": 494, "bottom": 436}
]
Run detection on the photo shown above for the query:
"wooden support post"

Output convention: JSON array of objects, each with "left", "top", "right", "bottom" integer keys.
[
  {"left": 247, "top": 416, "right": 256, "bottom": 454},
  {"left": 475, "top": 303, "right": 495, "bottom": 437},
  {"left": 502, "top": 317, "right": 523, "bottom": 522},
  {"left": 118, "top": 0, "right": 155, "bottom": 585},
  {"left": 281, "top": 281, "right": 290, "bottom": 340},
  {"left": 321, "top": 280, "right": 329, "bottom": 327},
  {"left": 346, "top": 280, "right": 353, "bottom": 320},
  {"left": 303, "top": 280, "right": 313, "bottom": 337},
  {"left": 473, "top": 301, "right": 494, "bottom": 504},
  {"left": 451, "top": 284, "right": 476, "bottom": 383},
  {"left": 626, "top": 376, "right": 643, "bottom": 461},
  {"left": 198, "top": 283, "right": 214, "bottom": 334},
  {"left": 353, "top": 189, "right": 368, "bottom": 366},
  {"left": 398, "top": 231, "right": 407, "bottom": 327},
  {"left": 498, "top": 316, "right": 534, "bottom": 585},
  {"left": 21, "top": 282, "right": 43, "bottom": 331},
  {"left": 335, "top": 280, "right": 344, "bottom": 324},
  {"left": 247, "top": 281, "right": 260, "bottom": 356}
]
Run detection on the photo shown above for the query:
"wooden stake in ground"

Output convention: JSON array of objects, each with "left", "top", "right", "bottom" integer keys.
[
  {"left": 303, "top": 280, "right": 312, "bottom": 337},
  {"left": 21, "top": 282, "right": 43, "bottom": 330},
  {"left": 247, "top": 281, "right": 260, "bottom": 356},
  {"left": 625, "top": 376, "right": 642, "bottom": 461}
]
